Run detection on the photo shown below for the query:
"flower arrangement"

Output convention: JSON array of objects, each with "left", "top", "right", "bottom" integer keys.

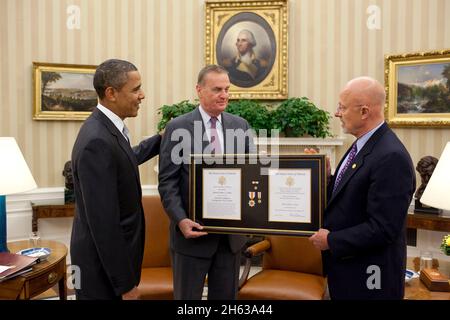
[{"left": 441, "top": 234, "right": 450, "bottom": 256}]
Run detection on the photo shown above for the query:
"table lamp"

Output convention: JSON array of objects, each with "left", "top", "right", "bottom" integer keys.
[
  {"left": 420, "top": 142, "right": 450, "bottom": 211},
  {"left": 0, "top": 137, "right": 37, "bottom": 252}
]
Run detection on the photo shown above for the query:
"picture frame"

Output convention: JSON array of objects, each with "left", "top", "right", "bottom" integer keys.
[
  {"left": 33, "top": 62, "right": 97, "bottom": 121},
  {"left": 384, "top": 49, "right": 450, "bottom": 127},
  {"left": 205, "top": 0, "right": 288, "bottom": 100},
  {"left": 189, "top": 154, "right": 326, "bottom": 237}
]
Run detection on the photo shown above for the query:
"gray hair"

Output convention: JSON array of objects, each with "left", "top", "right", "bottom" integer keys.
[
  {"left": 238, "top": 29, "right": 256, "bottom": 47},
  {"left": 197, "top": 64, "right": 228, "bottom": 85},
  {"left": 93, "top": 59, "right": 138, "bottom": 99}
]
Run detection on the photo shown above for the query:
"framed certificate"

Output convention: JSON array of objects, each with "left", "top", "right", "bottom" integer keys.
[{"left": 189, "top": 154, "right": 326, "bottom": 236}]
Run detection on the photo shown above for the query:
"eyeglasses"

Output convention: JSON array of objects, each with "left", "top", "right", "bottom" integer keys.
[
  {"left": 336, "top": 103, "right": 347, "bottom": 113},
  {"left": 336, "top": 103, "right": 366, "bottom": 113}
]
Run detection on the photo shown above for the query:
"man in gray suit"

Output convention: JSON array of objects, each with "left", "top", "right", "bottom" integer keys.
[{"left": 158, "top": 65, "right": 255, "bottom": 300}]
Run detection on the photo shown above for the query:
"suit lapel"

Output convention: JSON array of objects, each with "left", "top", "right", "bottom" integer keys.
[
  {"left": 93, "top": 109, "right": 140, "bottom": 182},
  {"left": 328, "top": 123, "right": 389, "bottom": 204},
  {"left": 222, "top": 112, "right": 231, "bottom": 152}
]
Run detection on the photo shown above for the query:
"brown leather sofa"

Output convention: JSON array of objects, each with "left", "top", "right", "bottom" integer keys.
[
  {"left": 238, "top": 235, "right": 327, "bottom": 300},
  {"left": 137, "top": 195, "right": 173, "bottom": 299}
]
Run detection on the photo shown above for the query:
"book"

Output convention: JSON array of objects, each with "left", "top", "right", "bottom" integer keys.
[{"left": 0, "top": 252, "right": 39, "bottom": 282}]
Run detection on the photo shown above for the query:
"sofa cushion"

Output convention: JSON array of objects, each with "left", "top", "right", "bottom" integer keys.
[
  {"left": 138, "top": 267, "right": 173, "bottom": 300},
  {"left": 238, "top": 269, "right": 326, "bottom": 300}
]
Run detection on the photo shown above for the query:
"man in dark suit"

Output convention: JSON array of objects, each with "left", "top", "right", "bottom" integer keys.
[
  {"left": 158, "top": 65, "right": 255, "bottom": 300},
  {"left": 70, "top": 59, "right": 161, "bottom": 300},
  {"left": 309, "top": 77, "right": 416, "bottom": 299}
]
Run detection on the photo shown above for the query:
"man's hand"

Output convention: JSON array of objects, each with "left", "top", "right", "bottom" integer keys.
[
  {"left": 178, "top": 218, "right": 208, "bottom": 239},
  {"left": 309, "top": 228, "right": 330, "bottom": 251},
  {"left": 122, "top": 286, "right": 140, "bottom": 300},
  {"left": 304, "top": 148, "right": 331, "bottom": 179}
]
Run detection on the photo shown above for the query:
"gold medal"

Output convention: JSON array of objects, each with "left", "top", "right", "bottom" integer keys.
[{"left": 248, "top": 192, "right": 256, "bottom": 207}]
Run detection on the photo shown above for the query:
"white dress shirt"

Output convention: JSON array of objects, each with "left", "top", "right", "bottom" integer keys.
[
  {"left": 96, "top": 104, "right": 130, "bottom": 142},
  {"left": 198, "top": 105, "right": 224, "bottom": 153}
]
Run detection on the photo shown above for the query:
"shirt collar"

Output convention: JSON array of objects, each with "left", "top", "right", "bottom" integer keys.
[
  {"left": 198, "top": 105, "right": 222, "bottom": 127},
  {"left": 356, "top": 121, "right": 384, "bottom": 152},
  {"left": 96, "top": 103, "right": 126, "bottom": 135}
]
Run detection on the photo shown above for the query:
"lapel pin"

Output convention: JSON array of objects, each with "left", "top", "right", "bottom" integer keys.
[{"left": 352, "top": 164, "right": 357, "bottom": 169}]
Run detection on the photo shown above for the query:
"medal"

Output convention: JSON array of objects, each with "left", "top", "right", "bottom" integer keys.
[{"left": 248, "top": 192, "right": 256, "bottom": 207}]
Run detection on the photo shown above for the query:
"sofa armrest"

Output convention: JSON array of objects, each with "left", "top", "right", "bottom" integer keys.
[
  {"left": 245, "top": 239, "right": 271, "bottom": 257},
  {"left": 238, "top": 239, "right": 271, "bottom": 289}
]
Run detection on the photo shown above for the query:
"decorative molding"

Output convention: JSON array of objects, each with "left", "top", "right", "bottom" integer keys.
[
  {"left": 6, "top": 185, "right": 159, "bottom": 243},
  {"left": 255, "top": 137, "right": 345, "bottom": 171},
  {"left": 255, "top": 137, "right": 345, "bottom": 146}
]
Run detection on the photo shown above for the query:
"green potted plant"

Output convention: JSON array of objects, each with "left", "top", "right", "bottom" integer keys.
[
  {"left": 157, "top": 99, "right": 273, "bottom": 135},
  {"left": 225, "top": 100, "right": 271, "bottom": 136},
  {"left": 272, "top": 97, "right": 332, "bottom": 138},
  {"left": 157, "top": 100, "right": 196, "bottom": 132}
]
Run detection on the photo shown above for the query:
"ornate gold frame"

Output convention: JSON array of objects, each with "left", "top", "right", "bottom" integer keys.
[
  {"left": 384, "top": 49, "right": 450, "bottom": 127},
  {"left": 205, "top": 0, "right": 288, "bottom": 99},
  {"left": 33, "top": 62, "right": 97, "bottom": 121}
]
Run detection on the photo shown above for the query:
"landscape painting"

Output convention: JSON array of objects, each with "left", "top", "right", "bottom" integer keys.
[
  {"left": 397, "top": 62, "right": 450, "bottom": 114},
  {"left": 385, "top": 49, "right": 450, "bottom": 127},
  {"left": 33, "top": 62, "right": 97, "bottom": 120}
]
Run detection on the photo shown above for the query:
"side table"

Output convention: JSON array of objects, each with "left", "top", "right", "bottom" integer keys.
[
  {"left": 407, "top": 211, "right": 450, "bottom": 232},
  {"left": 31, "top": 204, "right": 75, "bottom": 232},
  {"left": 0, "top": 240, "right": 68, "bottom": 300},
  {"left": 404, "top": 277, "right": 450, "bottom": 300}
]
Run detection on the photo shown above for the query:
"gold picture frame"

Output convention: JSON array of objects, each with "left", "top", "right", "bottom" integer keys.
[
  {"left": 384, "top": 49, "right": 450, "bottom": 127},
  {"left": 33, "top": 62, "right": 97, "bottom": 121},
  {"left": 205, "top": 0, "right": 288, "bottom": 99}
]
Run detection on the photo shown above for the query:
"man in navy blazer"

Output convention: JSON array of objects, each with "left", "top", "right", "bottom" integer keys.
[
  {"left": 158, "top": 65, "right": 255, "bottom": 299},
  {"left": 70, "top": 59, "right": 161, "bottom": 300},
  {"left": 309, "top": 77, "right": 415, "bottom": 299}
]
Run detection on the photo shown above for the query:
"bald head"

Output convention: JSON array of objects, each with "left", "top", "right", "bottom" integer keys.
[
  {"left": 342, "top": 77, "right": 385, "bottom": 110},
  {"left": 336, "top": 77, "right": 385, "bottom": 138}
]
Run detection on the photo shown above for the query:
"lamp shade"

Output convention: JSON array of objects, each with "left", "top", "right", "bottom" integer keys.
[
  {"left": 0, "top": 137, "right": 37, "bottom": 195},
  {"left": 420, "top": 142, "right": 450, "bottom": 211}
]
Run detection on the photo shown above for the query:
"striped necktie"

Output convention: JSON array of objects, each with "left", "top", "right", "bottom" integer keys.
[
  {"left": 122, "top": 125, "right": 131, "bottom": 144},
  {"left": 333, "top": 142, "right": 357, "bottom": 194},
  {"left": 210, "top": 116, "right": 222, "bottom": 154}
]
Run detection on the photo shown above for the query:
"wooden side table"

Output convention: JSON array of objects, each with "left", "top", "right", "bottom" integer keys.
[
  {"left": 0, "top": 240, "right": 68, "bottom": 300},
  {"left": 31, "top": 204, "right": 75, "bottom": 232},
  {"left": 407, "top": 211, "right": 450, "bottom": 232},
  {"left": 404, "top": 277, "right": 450, "bottom": 300}
]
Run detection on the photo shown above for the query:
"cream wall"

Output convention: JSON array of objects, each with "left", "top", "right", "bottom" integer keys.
[{"left": 1, "top": 0, "right": 450, "bottom": 187}]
